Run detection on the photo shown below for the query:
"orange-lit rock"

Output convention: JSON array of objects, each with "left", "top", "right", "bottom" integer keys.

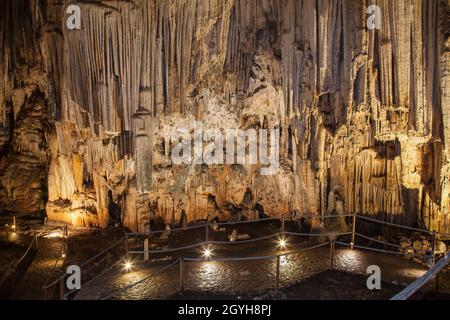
[{"left": 0, "top": 0, "right": 448, "bottom": 235}]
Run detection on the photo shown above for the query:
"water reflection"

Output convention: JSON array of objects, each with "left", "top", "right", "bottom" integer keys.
[
  {"left": 337, "top": 248, "right": 368, "bottom": 272},
  {"left": 76, "top": 244, "right": 430, "bottom": 300}
]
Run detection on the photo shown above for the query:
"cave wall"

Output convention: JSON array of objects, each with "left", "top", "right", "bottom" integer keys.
[{"left": 0, "top": 0, "right": 449, "bottom": 233}]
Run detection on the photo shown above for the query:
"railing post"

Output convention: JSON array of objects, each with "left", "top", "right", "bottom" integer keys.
[
  {"left": 144, "top": 238, "right": 149, "bottom": 262},
  {"left": 275, "top": 255, "right": 280, "bottom": 290},
  {"left": 329, "top": 240, "right": 335, "bottom": 270},
  {"left": 351, "top": 212, "right": 357, "bottom": 249},
  {"left": 205, "top": 222, "right": 209, "bottom": 242},
  {"left": 431, "top": 231, "right": 437, "bottom": 266},
  {"left": 179, "top": 258, "right": 185, "bottom": 293},
  {"left": 59, "top": 277, "right": 65, "bottom": 300},
  {"left": 11, "top": 270, "right": 15, "bottom": 292},
  {"left": 124, "top": 235, "right": 129, "bottom": 259},
  {"left": 435, "top": 272, "right": 440, "bottom": 295},
  {"left": 34, "top": 232, "right": 38, "bottom": 250},
  {"left": 281, "top": 216, "right": 285, "bottom": 235}
]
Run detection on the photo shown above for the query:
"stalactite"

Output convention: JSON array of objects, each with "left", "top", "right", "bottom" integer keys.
[{"left": 0, "top": 0, "right": 448, "bottom": 233}]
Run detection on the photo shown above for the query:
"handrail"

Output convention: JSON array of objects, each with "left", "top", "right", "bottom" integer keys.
[
  {"left": 64, "top": 255, "right": 128, "bottom": 300},
  {"left": 128, "top": 231, "right": 352, "bottom": 255},
  {"left": 355, "top": 232, "right": 404, "bottom": 249},
  {"left": 127, "top": 217, "right": 281, "bottom": 236},
  {"left": 390, "top": 252, "right": 450, "bottom": 300},
  {"left": 206, "top": 233, "right": 281, "bottom": 245},
  {"left": 78, "top": 236, "right": 126, "bottom": 268},
  {"left": 356, "top": 215, "right": 434, "bottom": 234},
  {"left": 284, "top": 231, "right": 353, "bottom": 237},
  {"left": 217, "top": 217, "right": 280, "bottom": 226},
  {"left": 282, "top": 241, "right": 332, "bottom": 256},
  {"left": 127, "top": 214, "right": 356, "bottom": 236},
  {"left": 101, "top": 241, "right": 333, "bottom": 300},
  {"left": 128, "top": 234, "right": 282, "bottom": 255},
  {"left": 99, "top": 258, "right": 182, "bottom": 300},
  {"left": 41, "top": 239, "right": 66, "bottom": 289},
  {"left": 42, "top": 236, "right": 126, "bottom": 290},
  {"left": 335, "top": 241, "right": 427, "bottom": 258},
  {"left": 185, "top": 241, "right": 333, "bottom": 262},
  {"left": 0, "top": 234, "right": 37, "bottom": 288},
  {"left": 58, "top": 212, "right": 450, "bottom": 300},
  {"left": 185, "top": 255, "right": 275, "bottom": 262},
  {"left": 14, "top": 236, "right": 37, "bottom": 269},
  {"left": 129, "top": 242, "right": 205, "bottom": 255}
]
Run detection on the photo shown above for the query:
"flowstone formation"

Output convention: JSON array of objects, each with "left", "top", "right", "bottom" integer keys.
[{"left": 0, "top": 0, "right": 449, "bottom": 234}]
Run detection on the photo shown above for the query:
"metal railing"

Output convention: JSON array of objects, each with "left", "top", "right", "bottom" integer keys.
[
  {"left": 0, "top": 233, "right": 39, "bottom": 295},
  {"left": 391, "top": 252, "right": 450, "bottom": 300},
  {"left": 46, "top": 213, "right": 449, "bottom": 300},
  {"left": 97, "top": 230, "right": 435, "bottom": 300},
  {"left": 99, "top": 241, "right": 333, "bottom": 300},
  {"left": 41, "top": 236, "right": 127, "bottom": 299}
]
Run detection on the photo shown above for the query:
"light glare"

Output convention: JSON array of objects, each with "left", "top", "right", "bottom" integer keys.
[
  {"left": 278, "top": 238, "right": 287, "bottom": 249},
  {"left": 203, "top": 247, "right": 212, "bottom": 259},
  {"left": 124, "top": 260, "right": 133, "bottom": 271}
]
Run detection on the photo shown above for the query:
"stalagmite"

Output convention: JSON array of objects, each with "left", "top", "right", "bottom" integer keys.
[{"left": 0, "top": 0, "right": 448, "bottom": 234}]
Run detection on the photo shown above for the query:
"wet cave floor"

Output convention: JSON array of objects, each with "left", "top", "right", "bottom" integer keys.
[
  {"left": 169, "top": 270, "right": 406, "bottom": 300},
  {"left": 1, "top": 217, "right": 449, "bottom": 300}
]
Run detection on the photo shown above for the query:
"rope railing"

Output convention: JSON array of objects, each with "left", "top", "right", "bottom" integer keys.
[
  {"left": 127, "top": 231, "right": 353, "bottom": 255},
  {"left": 78, "top": 236, "right": 127, "bottom": 269},
  {"left": 59, "top": 213, "right": 449, "bottom": 300},
  {"left": 99, "top": 258, "right": 182, "bottom": 300},
  {"left": 217, "top": 217, "right": 281, "bottom": 227},
  {"left": 127, "top": 233, "right": 283, "bottom": 255},
  {"left": 126, "top": 214, "right": 356, "bottom": 237},
  {"left": 128, "top": 241, "right": 206, "bottom": 255},
  {"left": 41, "top": 239, "right": 67, "bottom": 290},
  {"left": 127, "top": 217, "right": 282, "bottom": 236},
  {"left": 390, "top": 252, "right": 450, "bottom": 300},
  {"left": 64, "top": 255, "right": 128, "bottom": 300},
  {"left": 334, "top": 241, "right": 428, "bottom": 259},
  {"left": 100, "top": 241, "right": 333, "bottom": 300},
  {"left": 284, "top": 231, "right": 353, "bottom": 238},
  {"left": 0, "top": 233, "right": 38, "bottom": 291},
  {"left": 42, "top": 235, "right": 127, "bottom": 299},
  {"left": 184, "top": 255, "right": 275, "bottom": 263},
  {"left": 206, "top": 233, "right": 280, "bottom": 245},
  {"left": 355, "top": 232, "right": 404, "bottom": 249},
  {"left": 356, "top": 215, "right": 449, "bottom": 236},
  {"left": 78, "top": 234, "right": 437, "bottom": 300},
  {"left": 282, "top": 241, "right": 332, "bottom": 256}
]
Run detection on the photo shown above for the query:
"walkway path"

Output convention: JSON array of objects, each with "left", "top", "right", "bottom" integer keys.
[
  {"left": 75, "top": 244, "right": 428, "bottom": 300},
  {"left": 10, "top": 236, "right": 65, "bottom": 300}
]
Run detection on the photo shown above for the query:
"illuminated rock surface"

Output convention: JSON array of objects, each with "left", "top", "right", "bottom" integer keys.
[{"left": 0, "top": 0, "right": 449, "bottom": 234}]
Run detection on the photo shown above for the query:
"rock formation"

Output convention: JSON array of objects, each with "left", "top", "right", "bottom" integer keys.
[{"left": 0, "top": 0, "right": 449, "bottom": 234}]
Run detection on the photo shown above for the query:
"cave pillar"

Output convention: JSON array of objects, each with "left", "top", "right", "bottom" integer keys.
[{"left": 133, "top": 107, "right": 153, "bottom": 193}]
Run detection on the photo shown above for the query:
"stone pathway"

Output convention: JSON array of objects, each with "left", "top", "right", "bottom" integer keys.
[
  {"left": 10, "top": 236, "right": 65, "bottom": 300},
  {"left": 75, "top": 245, "right": 429, "bottom": 300}
]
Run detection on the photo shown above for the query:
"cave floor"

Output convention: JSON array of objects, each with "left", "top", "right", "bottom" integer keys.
[
  {"left": 168, "top": 270, "right": 406, "bottom": 300},
  {"left": 10, "top": 237, "right": 65, "bottom": 300},
  {"left": 3, "top": 218, "right": 449, "bottom": 300},
  {"left": 73, "top": 241, "right": 431, "bottom": 300},
  {"left": 1, "top": 220, "right": 126, "bottom": 300}
]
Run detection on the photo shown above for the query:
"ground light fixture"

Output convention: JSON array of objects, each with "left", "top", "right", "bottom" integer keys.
[
  {"left": 278, "top": 238, "right": 287, "bottom": 249},
  {"left": 124, "top": 260, "right": 133, "bottom": 272},
  {"left": 202, "top": 246, "right": 212, "bottom": 260}
]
